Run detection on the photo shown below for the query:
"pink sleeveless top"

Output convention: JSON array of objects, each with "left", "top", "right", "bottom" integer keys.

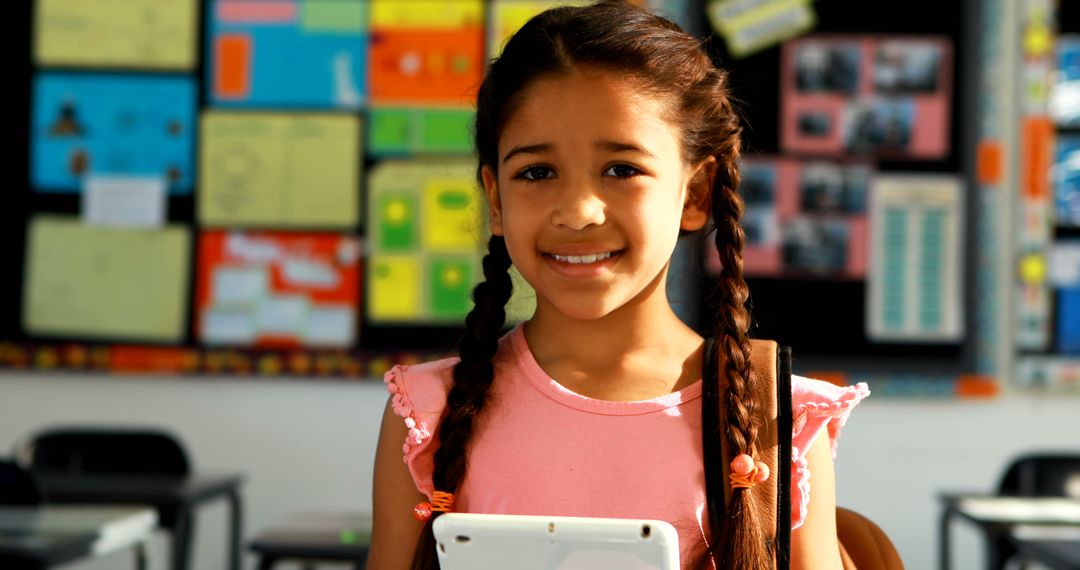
[{"left": 384, "top": 325, "right": 869, "bottom": 566}]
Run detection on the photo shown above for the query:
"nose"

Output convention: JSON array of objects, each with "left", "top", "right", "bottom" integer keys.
[{"left": 550, "top": 181, "right": 606, "bottom": 231}]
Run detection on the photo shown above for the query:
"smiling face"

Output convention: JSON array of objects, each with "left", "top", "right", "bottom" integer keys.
[{"left": 482, "top": 68, "right": 713, "bottom": 322}]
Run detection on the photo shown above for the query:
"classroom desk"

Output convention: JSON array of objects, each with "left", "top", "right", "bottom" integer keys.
[
  {"left": 1010, "top": 525, "right": 1080, "bottom": 570},
  {"left": 0, "top": 505, "right": 156, "bottom": 570},
  {"left": 35, "top": 472, "right": 245, "bottom": 570},
  {"left": 938, "top": 494, "right": 1080, "bottom": 570},
  {"left": 249, "top": 511, "right": 370, "bottom": 570}
]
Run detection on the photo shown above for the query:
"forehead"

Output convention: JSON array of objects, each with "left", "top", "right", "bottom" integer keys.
[{"left": 499, "top": 69, "right": 681, "bottom": 152}]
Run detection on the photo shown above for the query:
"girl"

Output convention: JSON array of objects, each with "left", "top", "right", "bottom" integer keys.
[{"left": 369, "top": 2, "right": 869, "bottom": 568}]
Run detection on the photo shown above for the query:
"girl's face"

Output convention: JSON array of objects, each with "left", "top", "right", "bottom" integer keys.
[{"left": 482, "top": 68, "right": 713, "bottom": 321}]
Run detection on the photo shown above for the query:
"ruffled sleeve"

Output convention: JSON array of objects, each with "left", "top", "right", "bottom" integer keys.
[
  {"left": 383, "top": 358, "right": 458, "bottom": 500},
  {"left": 790, "top": 375, "right": 870, "bottom": 530}
]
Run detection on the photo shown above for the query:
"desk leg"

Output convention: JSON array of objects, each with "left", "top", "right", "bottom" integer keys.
[
  {"left": 939, "top": 506, "right": 952, "bottom": 570},
  {"left": 171, "top": 508, "right": 194, "bottom": 570},
  {"left": 227, "top": 488, "right": 243, "bottom": 570}
]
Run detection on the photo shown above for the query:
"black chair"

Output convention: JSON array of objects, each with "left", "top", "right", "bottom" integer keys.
[
  {"left": 0, "top": 459, "right": 43, "bottom": 505},
  {"left": 987, "top": 453, "right": 1080, "bottom": 569},
  {"left": 14, "top": 427, "right": 193, "bottom": 569}
]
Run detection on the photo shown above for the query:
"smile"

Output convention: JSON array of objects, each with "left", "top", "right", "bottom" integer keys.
[{"left": 550, "top": 252, "right": 615, "bottom": 264}]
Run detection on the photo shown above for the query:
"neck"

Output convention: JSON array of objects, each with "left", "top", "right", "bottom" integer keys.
[{"left": 522, "top": 267, "right": 703, "bottom": 398}]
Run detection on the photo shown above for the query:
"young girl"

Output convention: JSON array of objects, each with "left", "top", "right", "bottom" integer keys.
[{"left": 369, "top": 2, "right": 869, "bottom": 568}]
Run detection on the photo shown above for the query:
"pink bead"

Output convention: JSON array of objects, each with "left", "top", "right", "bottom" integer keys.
[
  {"left": 730, "top": 454, "right": 755, "bottom": 475},
  {"left": 754, "top": 462, "right": 771, "bottom": 483}
]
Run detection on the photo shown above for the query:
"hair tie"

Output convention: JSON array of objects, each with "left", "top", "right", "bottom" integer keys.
[
  {"left": 729, "top": 453, "right": 770, "bottom": 490},
  {"left": 413, "top": 490, "right": 455, "bottom": 522}
]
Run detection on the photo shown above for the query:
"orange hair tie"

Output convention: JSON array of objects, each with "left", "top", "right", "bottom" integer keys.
[
  {"left": 729, "top": 453, "right": 770, "bottom": 490},
  {"left": 413, "top": 490, "right": 456, "bottom": 522}
]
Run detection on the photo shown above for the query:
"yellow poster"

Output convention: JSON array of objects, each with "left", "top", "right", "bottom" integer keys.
[
  {"left": 23, "top": 216, "right": 190, "bottom": 342},
  {"left": 423, "top": 176, "right": 483, "bottom": 251},
  {"left": 489, "top": 1, "right": 589, "bottom": 56},
  {"left": 371, "top": 0, "right": 483, "bottom": 29},
  {"left": 368, "top": 256, "right": 422, "bottom": 320},
  {"left": 34, "top": 0, "right": 199, "bottom": 69},
  {"left": 200, "top": 112, "right": 361, "bottom": 228}
]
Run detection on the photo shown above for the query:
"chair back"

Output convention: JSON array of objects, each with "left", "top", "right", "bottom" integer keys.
[
  {"left": 0, "top": 458, "right": 44, "bottom": 505},
  {"left": 836, "top": 507, "right": 904, "bottom": 569},
  {"left": 17, "top": 426, "right": 190, "bottom": 476},
  {"left": 997, "top": 453, "right": 1080, "bottom": 497}
]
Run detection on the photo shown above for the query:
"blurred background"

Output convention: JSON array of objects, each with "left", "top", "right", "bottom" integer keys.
[{"left": 2, "top": 0, "right": 1078, "bottom": 569}]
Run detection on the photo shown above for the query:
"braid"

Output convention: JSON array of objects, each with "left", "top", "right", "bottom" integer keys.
[
  {"left": 410, "top": 235, "right": 514, "bottom": 570},
  {"left": 708, "top": 152, "right": 772, "bottom": 569}
]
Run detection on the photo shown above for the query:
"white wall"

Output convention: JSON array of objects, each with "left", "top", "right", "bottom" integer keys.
[{"left": 1, "top": 372, "right": 1078, "bottom": 570}]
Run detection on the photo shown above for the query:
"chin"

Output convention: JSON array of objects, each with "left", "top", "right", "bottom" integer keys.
[{"left": 548, "top": 297, "right": 625, "bottom": 321}]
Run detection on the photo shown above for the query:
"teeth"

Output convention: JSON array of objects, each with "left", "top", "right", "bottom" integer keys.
[{"left": 553, "top": 252, "right": 613, "bottom": 264}]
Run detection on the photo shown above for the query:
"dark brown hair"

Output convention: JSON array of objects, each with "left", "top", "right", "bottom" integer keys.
[{"left": 412, "top": 1, "right": 767, "bottom": 568}]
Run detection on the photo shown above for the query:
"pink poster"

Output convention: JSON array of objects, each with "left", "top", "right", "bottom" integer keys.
[{"left": 781, "top": 36, "right": 952, "bottom": 160}]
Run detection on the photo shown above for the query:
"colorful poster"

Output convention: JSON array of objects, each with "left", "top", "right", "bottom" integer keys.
[
  {"left": 199, "top": 112, "right": 361, "bottom": 228},
  {"left": 1059, "top": 286, "right": 1080, "bottom": 354},
  {"left": 195, "top": 231, "right": 362, "bottom": 348},
  {"left": 706, "top": 0, "right": 816, "bottom": 59},
  {"left": 1054, "top": 135, "right": 1080, "bottom": 227},
  {"left": 34, "top": 0, "right": 199, "bottom": 70},
  {"left": 1049, "top": 36, "right": 1080, "bottom": 127},
  {"left": 867, "top": 175, "right": 964, "bottom": 343},
  {"left": 368, "top": 0, "right": 484, "bottom": 106},
  {"left": 781, "top": 36, "right": 952, "bottom": 159},
  {"left": 23, "top": 216, "right": 190, "bottom": 342},
  {"left": 31, "top": 73, "right": 197, "bottom": 194},
  {"left": 208, "top": 0, "right": 368, "bottom": 109},
  {"left": 488, "top": 1, "right": 589, "bottom": 57},
  {"left": 704, "top": 157, "right": 870, "bottom": 279},
  {"left": 366, "top": 160, "right": 538, "bottom": 323},
  {"left": 368, "top": 107, "right": 474, "bottom": 156}
]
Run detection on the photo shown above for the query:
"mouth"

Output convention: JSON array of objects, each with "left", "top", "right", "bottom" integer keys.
[{"left": 544, "top": 250, "right": 624, "bottom": 265}]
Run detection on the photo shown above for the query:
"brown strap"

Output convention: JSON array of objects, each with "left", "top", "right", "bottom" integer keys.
[{"left": 717, "top": 339, "right": 781, "bottom": 563}]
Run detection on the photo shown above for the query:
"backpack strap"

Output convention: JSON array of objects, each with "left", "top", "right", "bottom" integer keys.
[{"left": 704, "top": 338, "right": 792, "bottom": 568}]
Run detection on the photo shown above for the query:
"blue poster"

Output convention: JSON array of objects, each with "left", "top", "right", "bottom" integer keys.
[
  {"left": 1055, "top": 136, "right": 1080, "bottom": 227},
  {"left": 1058, "top": 286, "right": 1080, "bottom": 354},
  {"left": 207, "top": 0, "right": 368, "bottom": 109},
  {"left": 31, "top": 73, "right": 197, "bottom": 194}
]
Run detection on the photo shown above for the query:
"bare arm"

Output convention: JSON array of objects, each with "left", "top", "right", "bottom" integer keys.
[
  {"left": 367, "top": 397, "right": 428, "bottom": 570},
  {"left": 790, "top": 431, "right": 844, "bottom": 570}
]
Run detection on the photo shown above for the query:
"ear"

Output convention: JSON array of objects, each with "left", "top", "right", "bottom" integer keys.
[
  {"left": 481, "top": 165, "right": 504, "bottom": 236},
  {"left": 681, "top": 156, "right": 716, "bottom": 232}
]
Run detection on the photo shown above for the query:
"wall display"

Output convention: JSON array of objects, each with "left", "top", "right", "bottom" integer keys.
[
  {"left": 31, "top": 73, "right": 197, "bottom": 194},
  {"left": 34, "top": 0, "right": 199, "bottom": 70},
  {"left": 1054, "top": 135, "right": 1080, "bottom": 227},
  {"left": 705, "top": 157, "right": 870, "bottom": 279},
  {"left": 207, "top": 0, "right": 368, "bottom": 109},
  {"left": 781, "top": 35, "right": 952, "bottom": 159},
  {"left": 368, "top": 107, "right": 474, "bottom": 156},
  {"left": 199, "top": 111, "right": 361, "bottom": 228},
  {"left": 23, "top": 216, "right": 190, "bottom": 342},
  {"left": 706, "top": 0, "right": 816, "bottom": 59},
  {"left": 1049, "top": 35, "right": 1079, "bottom": 127},
  {"left": 196, "top": 231, "right": 362, "bottom": 348},
  {"left": 367, "top": 0, "right": 484, "bottom": 106},
  {"left": 366, "top": 160, "right": 483, "bottom": 322},
  {"left": 867, "top": 175, "right": 964, "bottom": 343}
]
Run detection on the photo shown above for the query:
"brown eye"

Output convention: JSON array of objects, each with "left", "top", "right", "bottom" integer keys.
[
  {"left": 517, "top": 165, "right": 555, "bottom": 181},
  {"left": 604, "top": 164, "right": 641, "bottom": 178}
]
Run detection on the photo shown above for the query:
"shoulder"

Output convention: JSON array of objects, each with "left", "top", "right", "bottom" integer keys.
[
  {"left": 384, "top": 357, "right": 459, "bottom": 418},
  {"left": 791, "top": 375, "right": 870, "bottom": 453}
]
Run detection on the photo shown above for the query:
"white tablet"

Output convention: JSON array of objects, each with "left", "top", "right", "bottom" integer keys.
[{"left": 432, "top": 513, "right": 681, "bottom": 570}]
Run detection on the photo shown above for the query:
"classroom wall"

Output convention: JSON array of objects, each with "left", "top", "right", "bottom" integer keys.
[{"left": 2, "top": 372, "right": 1078, "bottom": 570}]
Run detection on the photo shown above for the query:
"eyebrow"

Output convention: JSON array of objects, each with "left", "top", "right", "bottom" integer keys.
[{"left": 501, "top": 139, "right": 657, "bottom": 164}]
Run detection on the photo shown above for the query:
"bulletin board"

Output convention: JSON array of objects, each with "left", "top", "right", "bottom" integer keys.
[{"left": 5, "top": 0, "right": 1066, "bottom": 393}]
